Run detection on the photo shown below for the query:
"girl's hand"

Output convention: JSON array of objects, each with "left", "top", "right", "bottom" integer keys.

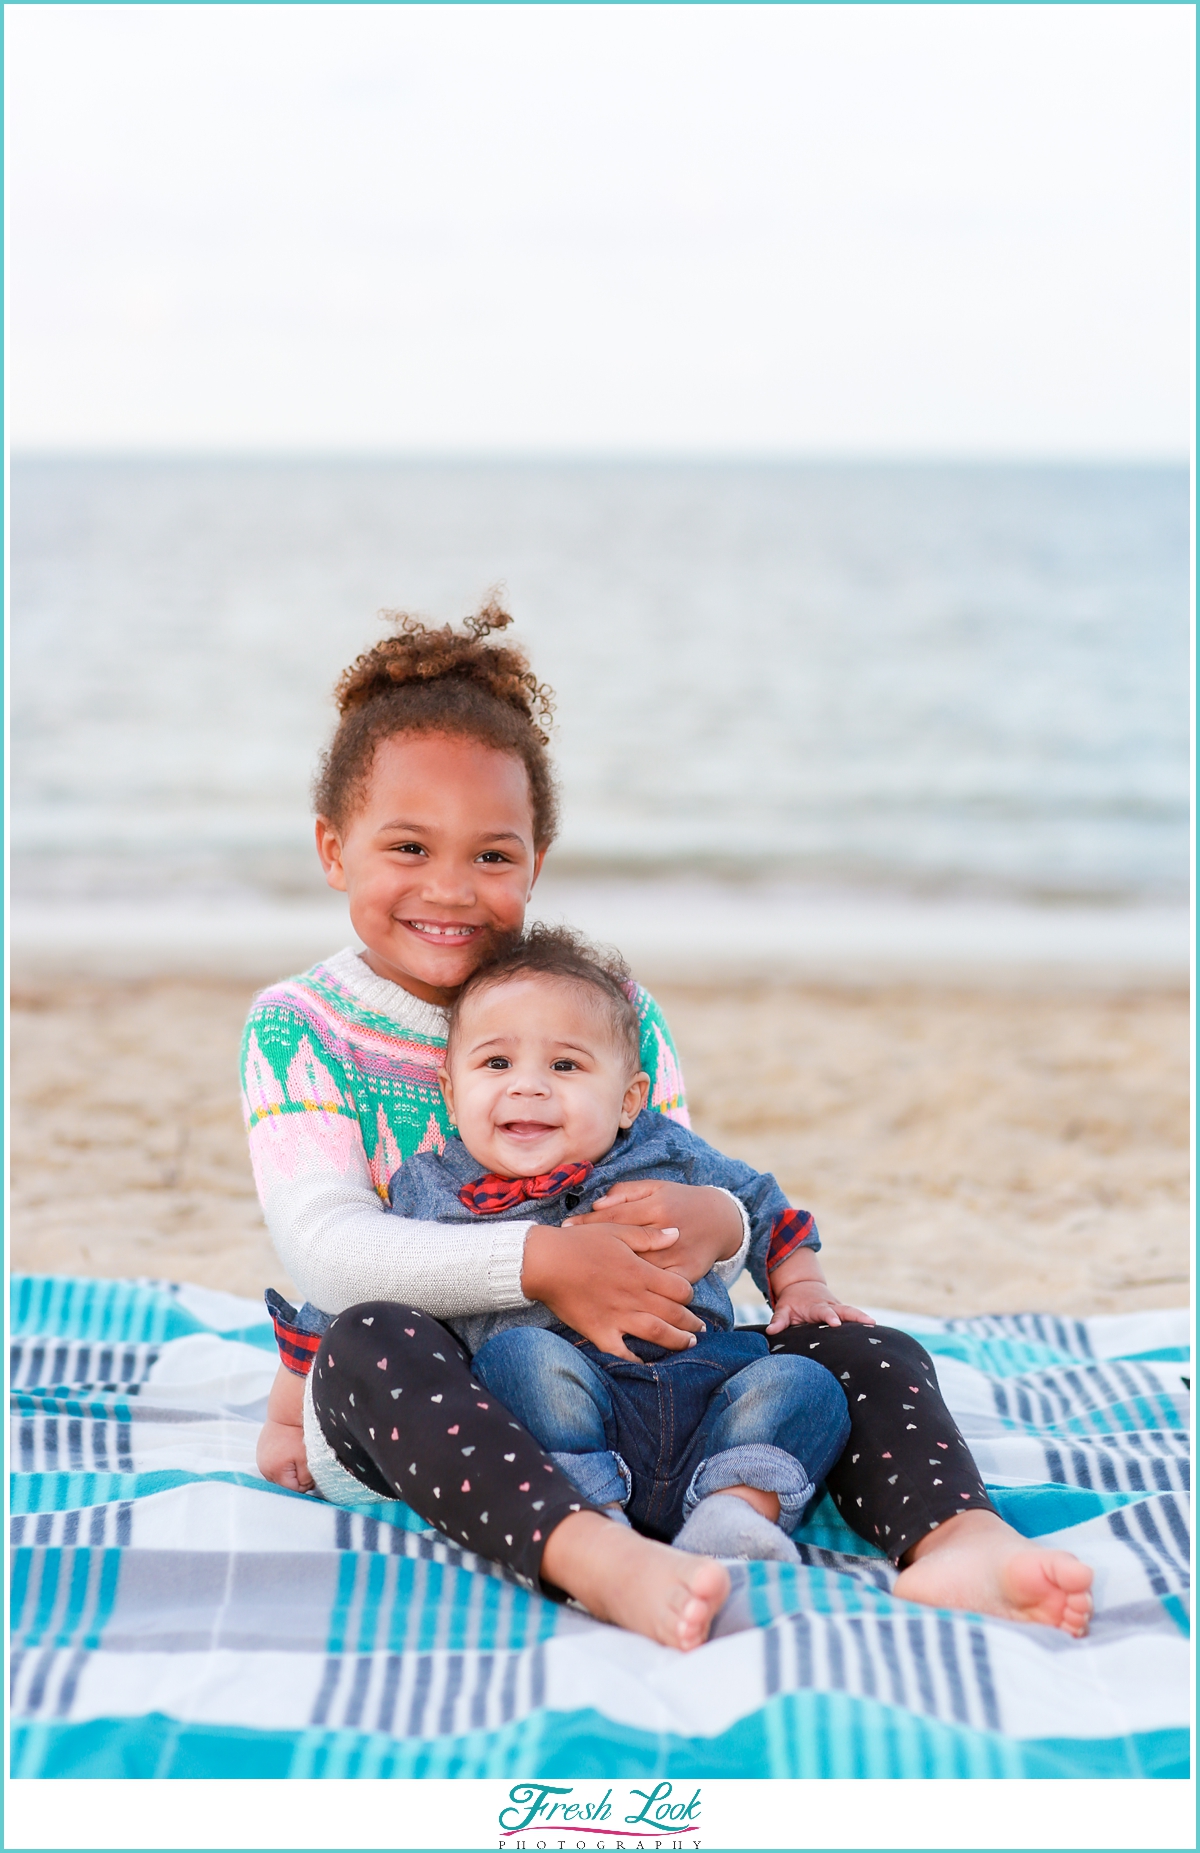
[
  {"left": 562, "top": 1181, "right": 743, "bottom": 1282},
  {"left": 766, "top": 1280, "right": 876, "bottom": 1335},
  {"left": 521, "top": 1223, "right": 705, "bottom": 1362}
]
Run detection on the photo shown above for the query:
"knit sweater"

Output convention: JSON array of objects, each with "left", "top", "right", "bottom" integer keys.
[{"left": 241, "top": 946, "right": 736, "bottom": 1319}]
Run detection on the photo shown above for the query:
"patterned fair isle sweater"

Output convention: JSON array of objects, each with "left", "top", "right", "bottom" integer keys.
[{"left": 241, "top": 946, "right": 744, "bottom": 1320}]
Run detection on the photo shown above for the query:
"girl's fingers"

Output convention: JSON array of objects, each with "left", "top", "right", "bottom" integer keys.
[
  {"left": 626, "top": 1316, "right": 699, "bottom": 1352},
  {"left": 563, "top": 1219, "right": 680, "bottom": 1252},
  {"left": 641, "top": 1288, "right": 704, "bottom": 1333},
  {"left": 584, "top": 1199, "right": 658, "bottom": 1226},
  {"left": 592, "top": 1181, "right": 657, "bottom": 1208},
  {"left": 592, "top": 1335, "right": 641, "bottom": 1363},
  {"left": 627, "top": 1225, "right": 680, "bottom": 1250},
  {"left": 647, "top": 1268, "right": 699, "bottom": 1309}
]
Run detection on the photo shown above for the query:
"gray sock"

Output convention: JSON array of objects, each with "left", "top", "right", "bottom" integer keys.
[
  {"left": 673, "top": 1492, "right": 801, "bottom": 1564},
  {"left": 604, "top": 1503, "right": 631, "bottom": 1527}
]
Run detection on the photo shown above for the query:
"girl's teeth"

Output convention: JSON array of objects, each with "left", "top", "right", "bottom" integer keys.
[{"left": 409, "top": 923, "right": 475, "bottom": 937}]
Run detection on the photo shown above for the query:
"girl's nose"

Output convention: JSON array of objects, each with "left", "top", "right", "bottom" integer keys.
[{"left": 415, "top": 861, "right": 477, "bottom": 904}]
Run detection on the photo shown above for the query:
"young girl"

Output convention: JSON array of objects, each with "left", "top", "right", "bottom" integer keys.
[{"left": 245, "top": 603, "right": 1093, "bottom": 1647}]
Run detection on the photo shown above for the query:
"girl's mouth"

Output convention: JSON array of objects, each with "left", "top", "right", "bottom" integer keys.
[{"left": 400, "top": 920, "right": 481, "bottom": 941}]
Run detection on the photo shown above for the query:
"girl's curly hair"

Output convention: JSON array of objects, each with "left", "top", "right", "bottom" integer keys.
[{"left": 314, "top": 597, "right": 559, "bottom": 845}]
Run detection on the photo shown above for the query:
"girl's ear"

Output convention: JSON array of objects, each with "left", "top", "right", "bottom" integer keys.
[
  {"left": 438, "top": 1068, "right": 457, "bottom": 1126},
  {"left": 528, "top": 846, "right": 547, "bottom": 894},
  {"left": 315, "top": 816, "right": 348, "bottom": 892},
  {"left": 618, "top": 1072, "right": 651, "bottom": 1128}
]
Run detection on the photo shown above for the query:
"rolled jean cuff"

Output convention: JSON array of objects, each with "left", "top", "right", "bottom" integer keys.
[
  {"left": 685, "top": 1443, "right": 814, "bottom": 1535},
  {"left": 551, "top": 1449, "right": 631, "bottom": 1510}
]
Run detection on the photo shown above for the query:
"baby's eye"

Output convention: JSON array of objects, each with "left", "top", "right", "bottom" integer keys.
[
  {"left": 484, "top": 1057, "right": 511, "bottom": 1070},
  {"left": 550, "top": 1059, "right": 580, "bottom": 1072}
]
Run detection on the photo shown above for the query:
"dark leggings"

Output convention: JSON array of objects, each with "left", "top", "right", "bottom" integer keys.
[
  {"left": 311, "top": 1301, "right": 601, "bottom": 1590},
  {"left": 313, "top": 1304, "right": 997, "bottom": 1584},
  {"left": 762, "top": 1322, "right": 998, "bottom": 1561}
]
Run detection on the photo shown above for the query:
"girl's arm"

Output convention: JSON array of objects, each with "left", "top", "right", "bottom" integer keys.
[
  {"left": 255, "top": 1129, "right": 706, "bottom": 1353},
  {"left": 251, "top": 1113, "right": 536, "bottom": 1316},
  {"left": 244, "top": 1002, "right": 536, "bottom": 1316},
  {"left": 245, "top": 1005, "right": 709, "bottom": 1340}
]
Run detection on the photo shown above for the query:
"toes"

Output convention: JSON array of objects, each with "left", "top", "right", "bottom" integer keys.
[
  {"left": 1047, "top": 1551, "right": 1094, "bottom": 1594},
  {"left": 674, "top": 1596, "right": 709, "bottom": 1650},
  {"left": 1060, "top": 1592, "right": 1093, "bottom": 1637}
]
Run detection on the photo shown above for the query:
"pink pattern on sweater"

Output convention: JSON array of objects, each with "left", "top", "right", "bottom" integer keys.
[
  {"left": 416, "top": 1113, "right": 447, "bottom": 1157},
  {"left": 649, "top": 1023, "right": 691, "bottom": 1127},
  {"left": 285, "top": 1035, "right": 347, "bottom": 1112},
  {"left": 248, "top": 1100, "right": 365, "bottom": 1191},
  {"left": 368, "top": 1105, "right": 404, "bottom": 1200}
]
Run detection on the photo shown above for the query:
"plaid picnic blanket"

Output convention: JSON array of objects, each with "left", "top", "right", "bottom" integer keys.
[{"left": 9, "top": 1275, "right": 1190, "bottom": 1779}]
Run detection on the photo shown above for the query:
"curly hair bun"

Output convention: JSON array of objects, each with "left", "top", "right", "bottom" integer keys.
[
  {"left": 334, "top": 598, "right": 555, "bottom": 744},
  {"left": 315, "top": 597, "right": 560, "bottom": 845}
]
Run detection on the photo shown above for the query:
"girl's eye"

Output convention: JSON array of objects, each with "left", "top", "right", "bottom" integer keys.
[
  {"left": 393, "top": 843, "right": 426, "bottom": 856},
  {"left": 476, "top": 850, "right": 512, "bottom": 865}
]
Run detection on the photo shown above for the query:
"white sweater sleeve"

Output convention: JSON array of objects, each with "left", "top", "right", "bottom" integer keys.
[
  {"left": 710, "top": 1188, "right": 751, "bottom": 1286},
  {"left": 250, "top": 1112, "right": 534, "bottom": 1319}
]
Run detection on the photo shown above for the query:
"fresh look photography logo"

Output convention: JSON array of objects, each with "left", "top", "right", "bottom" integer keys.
[{"left": 498, "top": 1780, "right": 703, "bottom": 1847}]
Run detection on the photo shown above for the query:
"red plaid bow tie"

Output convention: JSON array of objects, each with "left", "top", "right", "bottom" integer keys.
[{"left": 457, "top": 1161, "right": 594, "bottom": 1216}]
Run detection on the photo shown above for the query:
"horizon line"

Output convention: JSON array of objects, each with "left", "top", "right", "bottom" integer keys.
[{"left": 9, "top": 445, "right": 1190, "bottom": 469}]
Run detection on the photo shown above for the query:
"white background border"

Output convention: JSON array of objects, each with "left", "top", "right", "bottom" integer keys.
[{"left": 3, "top": 1774, "right": 1198, "bottom": 1851}]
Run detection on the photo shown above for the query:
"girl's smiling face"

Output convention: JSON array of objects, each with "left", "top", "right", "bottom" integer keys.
[{"left": 315, "top": 732, "right": 545, "bottom": 1005}]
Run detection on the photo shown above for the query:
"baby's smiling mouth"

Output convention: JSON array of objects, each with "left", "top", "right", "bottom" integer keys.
[{"left": 499, "top": 1120, "right": 560, "bottom": 1139}]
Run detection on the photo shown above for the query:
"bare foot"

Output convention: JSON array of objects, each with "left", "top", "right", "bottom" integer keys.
[
  {"left": 893, "top": 1510, "right": 1094, "bottom": 1637},
  {"left": 541, "top": 1511, "right": 730, "bottom": 1650}
]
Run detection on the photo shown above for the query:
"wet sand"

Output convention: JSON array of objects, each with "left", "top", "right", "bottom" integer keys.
[{"left": 9, "top": 970, "right": 1189, "bottom": 1318}]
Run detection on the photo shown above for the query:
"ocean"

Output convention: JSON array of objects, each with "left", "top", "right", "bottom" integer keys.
[{"left": 10, "top": 457, "right": 1190, "bottom": 976}]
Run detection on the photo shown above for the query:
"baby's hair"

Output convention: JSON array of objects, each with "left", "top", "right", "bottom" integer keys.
[
  {"left": 447, "top": 924, "right": 641, "bottom": 1069},
  {"left": 313, "top": 597, "right": 560, "bottom": 845}
]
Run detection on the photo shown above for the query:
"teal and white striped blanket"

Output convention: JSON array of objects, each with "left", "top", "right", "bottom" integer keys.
[{"left": 9, "top": 1276, "right": 1190, "bottom": 1779}]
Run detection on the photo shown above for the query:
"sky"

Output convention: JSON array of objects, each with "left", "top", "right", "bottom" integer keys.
[{"left": 6, "top": 2, "right": 1194, "bottom": 456}]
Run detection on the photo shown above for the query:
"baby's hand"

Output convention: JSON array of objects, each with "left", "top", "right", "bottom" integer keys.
[
  {"left": 766, "top": 1280, "right": 876, "bottom": 1335},
  {"left": 256, "top": 1417, "right": 315, "bottom": 1492}
]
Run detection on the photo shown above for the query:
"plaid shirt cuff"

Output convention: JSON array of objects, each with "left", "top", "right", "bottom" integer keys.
[
  {"left": 265, "top": 1287, "right": 322, "bottom": 1377},
  {"left": 765, "top": 1210, "right": 818, "bottom": 1304}
]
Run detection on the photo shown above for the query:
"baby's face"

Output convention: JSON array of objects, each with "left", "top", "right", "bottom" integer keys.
[{"left": 441, "top": 976, "right": 648, "bottom": 1178}]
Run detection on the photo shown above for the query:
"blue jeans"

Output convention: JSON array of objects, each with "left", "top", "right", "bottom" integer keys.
[{"left": 471, "top": 1325, "right": 851, "bottom": 1542}]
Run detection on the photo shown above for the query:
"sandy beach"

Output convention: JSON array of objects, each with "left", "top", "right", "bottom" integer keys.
[{"left": 10, "top": 967, "right": 1189, "bottom": 1319}]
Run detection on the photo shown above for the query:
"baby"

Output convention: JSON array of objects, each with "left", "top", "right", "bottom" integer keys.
[{"left": 260, "top": 928, "right": 861, "bottom": 1561}]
